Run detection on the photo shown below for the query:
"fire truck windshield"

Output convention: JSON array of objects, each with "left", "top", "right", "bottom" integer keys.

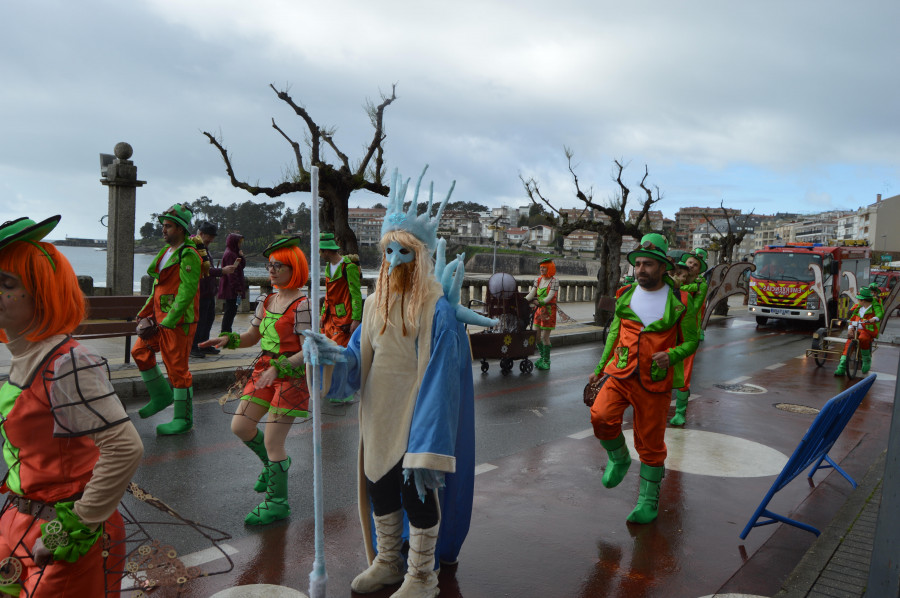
[{"left": 753, "top": 252, "right": 821, "bottom": 282}]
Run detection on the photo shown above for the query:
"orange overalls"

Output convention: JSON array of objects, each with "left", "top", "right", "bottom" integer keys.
[
  {"left": 0, "top": 339, "right": 126, "bottom": 596},
  {"left": 590, "top": 283, "right": 699, "bottom": 466},
  {"left": 321, "top": 256, "right": 362, "bottom": 347},
  {"left": 242, "top": 294, "right": 311, "bottom": 418},
  {"left": 132, "top": 244, "right": 201, "bottom": 389}
]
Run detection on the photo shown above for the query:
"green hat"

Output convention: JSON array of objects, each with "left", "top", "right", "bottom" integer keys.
[
  {"left": 319, "top": 232, "right": 341, "bottom": 251},
  {"left": 0, "top": 215, "right": 61, "bottom": 252},
  {"left": 158, "top": 203, "right": 193, "bottom": 232},
  {"left": 674, "top": 253, "right": 692, "bottom": 269},
  {"left": 678, "top": 247, "right": 708, "bottom": 272},
  {"left": 856, "top": 287, "right": 874, "bottom": 301},
  {"left": 264, "top": 235, "right": 303, "bottom": 258},
  {"left": 627, "top": 233, "right": 672, "bottom": 271},
  {"left": 539, "top": 258, "right": 554, "bottom": 265}
]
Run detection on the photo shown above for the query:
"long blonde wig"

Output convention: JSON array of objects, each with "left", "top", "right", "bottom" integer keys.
[{"left": 375, "top": 230, "right": 440, "bottom": 335}]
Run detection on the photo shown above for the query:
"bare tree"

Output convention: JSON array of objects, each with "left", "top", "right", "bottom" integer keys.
[
  {"left": 701, "top": 200, "right": 755, "bottom": 315},
  {"left": 520, "top": 148, "right": 664, "bottom": 325},
  {"left": 203, "top": 83, "right": 398, "bottom": 254}
]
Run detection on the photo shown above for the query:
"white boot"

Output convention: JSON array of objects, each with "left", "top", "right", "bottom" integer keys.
[
  {"left": 351, "top": 510, "right": 406, "bottom": 593},
  {"left": 390, "top": 523, "right": 440, "bottom": 598}
]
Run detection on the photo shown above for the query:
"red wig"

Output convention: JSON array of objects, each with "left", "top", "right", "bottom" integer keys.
[
  {"left": 270, "top": 245, "right": 310, "bottom": 290},
  {"left": 0, "top": 241, "right": 85, "bottom": 342}
]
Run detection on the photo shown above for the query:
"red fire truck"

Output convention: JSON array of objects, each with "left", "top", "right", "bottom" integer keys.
[{"left": 748, "top": 242, "right": 872, "bottom": 325}]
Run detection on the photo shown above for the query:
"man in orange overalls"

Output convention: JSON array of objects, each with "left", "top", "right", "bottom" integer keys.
[
  {"left": 132, "top": 203, "right": 202, "bottom": 436},
  {"left": 319, "top": 232, "right": 362, "bottom": 347},
  {"left": 588, "top": 233, "right": 699, "bottom": 524}
]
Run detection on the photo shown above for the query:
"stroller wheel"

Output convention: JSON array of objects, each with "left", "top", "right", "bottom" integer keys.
[
  {"left": 500, "top": 357, "right": 514, "bottom": 372},
  {"left": 480, "top": 359, "right": 490, "bottom": 374},
  {"left": 520, "top": 359, "right": 534, "bottom": 374}
]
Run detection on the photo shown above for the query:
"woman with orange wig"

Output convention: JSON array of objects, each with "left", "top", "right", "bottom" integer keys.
[
  {"left": 201, "top": 236, "right": 312, "bottom": 525},
  {"left": 525, "top": 257, "right": 560, "bottom": 370},
  {"left": 0, "top": 216, "right": 143, "bottom": 596}
]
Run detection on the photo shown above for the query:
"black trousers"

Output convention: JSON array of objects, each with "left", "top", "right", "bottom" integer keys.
[
  {"left": 367, "top": 460, "right": 439, "bottom": 529},
  {"left": 192, "top": 295, "right": 216, "bottom": 349},
  {"left": 220, "top": 297, "right": 239, "bottom": 333}
]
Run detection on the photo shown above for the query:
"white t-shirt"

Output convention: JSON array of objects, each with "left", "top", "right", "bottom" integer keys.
[
  {"left": 158, "top": 243, "right": 183, "bottom": 272},
  {"left": 630, "top": 284, "right": 669, "bottom": 326}
]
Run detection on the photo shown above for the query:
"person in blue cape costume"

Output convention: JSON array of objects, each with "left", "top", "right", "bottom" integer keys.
[{"left": 304, "top": 168, "right": 495, "bottom": 598}]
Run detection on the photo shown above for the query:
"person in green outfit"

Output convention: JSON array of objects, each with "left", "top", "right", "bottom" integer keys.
[
  {"left": 834, "top": 286, "right": 879, "bottom": 376},
  {"left": 669, "top": 249, "right": 708, "bottom": 426},
  {"left": 201, "top": 237, "right": 312, "bottom": 525},
  {"left": 132, "top": 203, "right": 202, "bottom": 436},
  {"left": 525, "top": 258, "right": 559, "bottom": 370}
]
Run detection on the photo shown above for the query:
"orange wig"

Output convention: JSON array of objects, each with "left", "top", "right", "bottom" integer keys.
[
  {"left": 270, "top": 245, "right": 310, "bottom": 290},
  {"left": 0, "top": 240, "right": 85, "bottom": 342},
  {"left": 540, "top": 260, "right": 556, "bottom": 278}
]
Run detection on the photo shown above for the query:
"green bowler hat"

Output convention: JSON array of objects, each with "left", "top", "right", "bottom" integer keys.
[
  {"left": 158, "top": 203, "right": 193, "bottom": 232},
  {"left": 319, "top": 232, "right": 341, "bottom": 251},
  {"left": 627, "top": 233, "right": 673, "bottom": 271},
  {"left": 856, "top": 286, "right": 874, "bottom": 301},
  {"left": 264, "top": 235, "right": 303, "bottom": 258},
  {"left": 539, "top": 257, "right": 554, "bottom": 265},
  {"left": 0, "top": 215, "right": 61, "bottom": 252},
  {"left": 690, "top": 247, "right": 709, "bottom": 272}
]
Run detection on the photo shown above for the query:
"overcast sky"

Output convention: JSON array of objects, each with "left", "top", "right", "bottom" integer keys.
[{"left": 3, "top": 1, "right": 898, "bottom": 240}]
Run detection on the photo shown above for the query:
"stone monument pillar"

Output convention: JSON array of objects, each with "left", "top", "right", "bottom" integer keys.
[{"left": 101, "top": 142, "right": 145, "bottom": 295}]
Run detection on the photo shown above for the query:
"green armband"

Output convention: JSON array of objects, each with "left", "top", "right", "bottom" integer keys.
[
  {"left": 41, "top": 502, "right": 102, "bottom": 563},
  {"left": 219, "top": 331, "right": 241, "bottom": 349},
  {"left": 272, "top": 354, "right": 306, "bottom": 379}
]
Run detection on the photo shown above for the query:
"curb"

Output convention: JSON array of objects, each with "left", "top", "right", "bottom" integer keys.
[
  {"left": 773, "top": 450, "right": 886, "bottom": 598},
  {"left": 113, "top": 325, "right": 607, "bottom": 408}
]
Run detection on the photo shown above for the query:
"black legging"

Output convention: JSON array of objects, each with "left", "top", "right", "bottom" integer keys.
[{"left": 367, "top": 460, "right": 439, "bottom": 529}]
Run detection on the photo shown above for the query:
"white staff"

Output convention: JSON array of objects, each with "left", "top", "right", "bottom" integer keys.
[{"left": 307, "top": 166, "right": 327, "bottom": 598}]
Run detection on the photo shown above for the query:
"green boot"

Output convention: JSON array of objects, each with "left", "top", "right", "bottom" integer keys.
[
  {"left": 669, "top": 389, "right": 690, "bottom": 426},
  {"left": 833, "top": 355, "right": 848, "bottom": 376},
  {"left": 535, "top": 345, "right": 551, "bottom": 370},
  {"left": 245, "top": 457, "right": 291, "bottom": 525},
  {"left": 156, "top": 387, "right": 193, "bottom": 436},
  {"left": 137, "top": 365, "right": 174, "bottom": 419},
  {"left": 626, "top": 463, "right": 665, "bottom": 524},
  {"left": 534, "top": 342, "right": 546, "bottom": 368},
  {"left": 599, "top": 434, "right": 632, "bottom": 488},
  {"left": 244, "top": 429, "right": 270, "bottom": 493},
  {"left": 861, "top": 349, "right": 872, "bottom": 374}
]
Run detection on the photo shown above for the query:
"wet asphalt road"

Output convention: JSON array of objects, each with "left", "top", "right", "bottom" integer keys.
[{"left": 124, "top": 314, "right": 832, "bottom": 592}]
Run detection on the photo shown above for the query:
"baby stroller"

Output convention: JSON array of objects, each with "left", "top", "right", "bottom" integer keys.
[{"left": 468, "top": 272, "right": 538, "bottom": 374}]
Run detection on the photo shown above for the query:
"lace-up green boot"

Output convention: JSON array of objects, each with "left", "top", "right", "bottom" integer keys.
[
  {"left": 245, "top": 457, "right": 291, "bottom": 525},
  {"left": 534, "top": 342, "right": 546, "bottom": 368},
  {"left": 535, "top": 344, "right": 551, "bottom": 370},
  {"left": 626, "top": 463, "right": 665, "bottom": 524},
  {"left": 244, "top": 429, "right": 270, "bottom": 492},
  {"left": 156, "top": 387, "right": 193, "bottom": 435},
  {"left": 137, "top": 365, "right": 174, "bottom": 419},
  {"left": 599, "top": 433, "right": 632, "bottom": 488}
]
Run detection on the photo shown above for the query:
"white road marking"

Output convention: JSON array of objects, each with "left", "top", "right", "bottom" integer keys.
[
  {"left": 873, "top": 372, "right": 897, "bottom": 381},
  {"left": 764, "top": 362, "right": 786, "bottom": 370},
  {"left": 568, "top": 429, "right": 594, "bottom": 440},
  {"left": 725, "top": 375, "right": 750, "bottom": 384},
  {"left": 181, "top": 543, "right": 239, "bottom": 568},
  {"left": 531, "top": 409, "right": 544, "bottom": 418},
  {"left": 474, "top": 463, "right": 498, "bottom": 475}
]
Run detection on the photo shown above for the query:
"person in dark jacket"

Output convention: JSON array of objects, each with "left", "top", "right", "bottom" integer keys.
[
  {"left": 218, "top": 232, "right": 246, "bottom": 333},
  {"left": 190, "top": 222, "right": 237, "bottom": 358}
]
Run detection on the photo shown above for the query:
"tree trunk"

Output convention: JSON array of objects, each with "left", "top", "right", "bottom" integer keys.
[{"left": 593, "top": 231, "right": 622, "bottom": 325}]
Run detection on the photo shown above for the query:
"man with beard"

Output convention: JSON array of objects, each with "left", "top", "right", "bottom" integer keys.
[
  {"left": 132, "top": 204, "right": 202, "bottom": 436},
  {"left": 307, "top": 169, "right": 476, "bottom": 598},
  {"left": 587, "top": 233, "right": 699, "bottom": 524}
]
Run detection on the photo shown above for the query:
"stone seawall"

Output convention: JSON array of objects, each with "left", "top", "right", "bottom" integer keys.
[{"left": 465, "top": 253, "right": 603, "bottom": 277}]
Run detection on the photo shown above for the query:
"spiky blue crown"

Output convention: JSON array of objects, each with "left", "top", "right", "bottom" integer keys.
[{"left": 381, "top": 166, "right": 455, "bottom": 253}]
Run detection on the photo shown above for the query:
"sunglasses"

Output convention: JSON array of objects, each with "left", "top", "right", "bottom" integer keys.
[{"left": 640, "top": 241, "right": 660, "bottom": 251}]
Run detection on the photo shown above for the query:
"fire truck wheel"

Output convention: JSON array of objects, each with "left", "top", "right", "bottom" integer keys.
[{"left": 755, "top": 316, "right": 768, "bottom": 326}]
